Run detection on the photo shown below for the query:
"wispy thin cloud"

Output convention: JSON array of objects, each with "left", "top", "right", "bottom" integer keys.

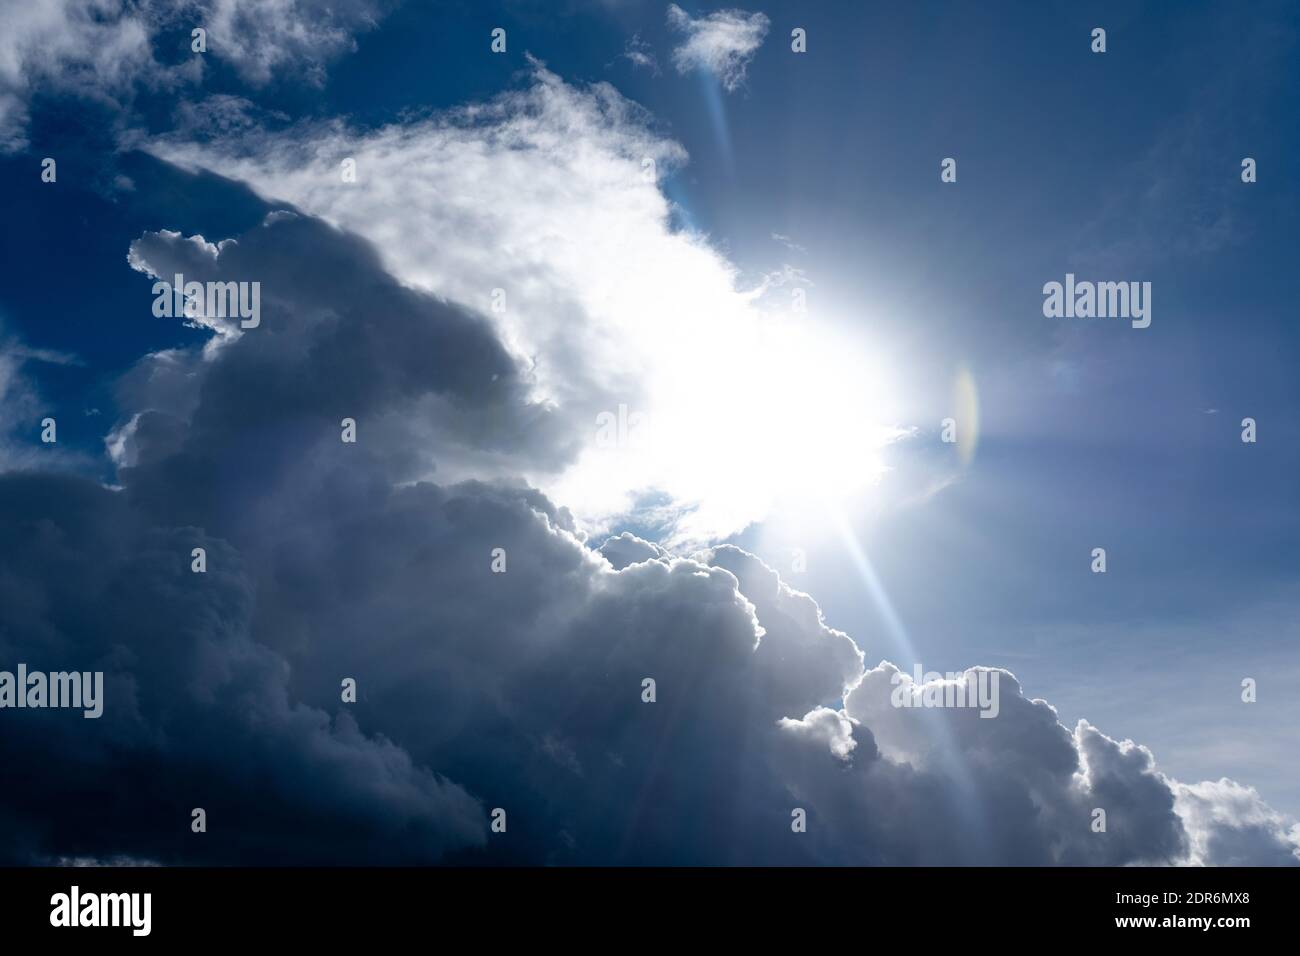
[
  {"left": 621, "top": 33, "right": 660, "bottom": 75},
  {"left": 666, "top": 4, "right": 769, "bottom": 91},
  {"left": 770, "top": 232, "right": 805, "bottom": 253}
]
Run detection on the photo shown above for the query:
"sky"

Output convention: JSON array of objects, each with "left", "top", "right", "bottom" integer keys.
[{"left": 0, "top": 0, "right": 1297, "bottom": 865}]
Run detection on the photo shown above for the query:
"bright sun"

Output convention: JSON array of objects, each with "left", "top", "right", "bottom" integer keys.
[{"left": 546, "top": 310, "right": 902, "bottom": 546}]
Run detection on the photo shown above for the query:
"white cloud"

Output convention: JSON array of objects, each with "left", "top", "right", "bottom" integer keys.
[
  {"left": 666, "top": 3, "right": 769, "bottom": 91},
  {"left": 1175, "top": 778, "right": 1300, "bottom": 865},
  {"left": 145, "top": 62, "right": 901, "bottom": 545},
  {"left": 0, "top": 0, "right": 388, "bottom": 149},
  {"left": 201, "top": 0, "right": 392, "bottom": 86},
  {"left": 770, "top": 232, "right": 805, "bottom": 253},
  {"left": 621, "top": 33, "right": 660, "bottom": 74},
  {"left": 0, "top": 0, "right": 158, "bottom": 149}
]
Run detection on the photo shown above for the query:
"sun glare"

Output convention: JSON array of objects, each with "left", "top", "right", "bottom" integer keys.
[{"left": 546, "top": 310, "right": 901, "bottom": 545}]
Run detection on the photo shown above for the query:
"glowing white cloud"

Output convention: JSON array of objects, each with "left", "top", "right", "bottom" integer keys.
[{"left": 148, "top": 64, "right": 902, "bottom": 544}]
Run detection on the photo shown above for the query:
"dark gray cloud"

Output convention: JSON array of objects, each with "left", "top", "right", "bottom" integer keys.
[{"left": 0, "top": 473, "right": 484, "bottom": 864}]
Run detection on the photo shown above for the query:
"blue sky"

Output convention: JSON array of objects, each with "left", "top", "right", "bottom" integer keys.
[{"left": 0, "top": 1, "right": 1297, "bottom": 863}]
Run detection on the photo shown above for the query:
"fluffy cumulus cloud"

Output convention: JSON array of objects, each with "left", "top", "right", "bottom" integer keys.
[
  {"left": 666, "top": 3, "right": 769, "bottom": 91},
  {"left": 1174, "top": 779, "right": 1300, "bottom": 866},
  {"left": 146, "top": 61, "right": 901, "bottom": 545},
  {"left": 1, "top": 13, "right": 1297, "bottom": 867},
  {"left": 1, "top": 184, "right": 1297, "bottom": 863},
  {"left": 0, "top": 0, "right": 390, "bottom": 149},
  {"left": 0, "top": 473, "right": 486, "bottom": 864}
]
